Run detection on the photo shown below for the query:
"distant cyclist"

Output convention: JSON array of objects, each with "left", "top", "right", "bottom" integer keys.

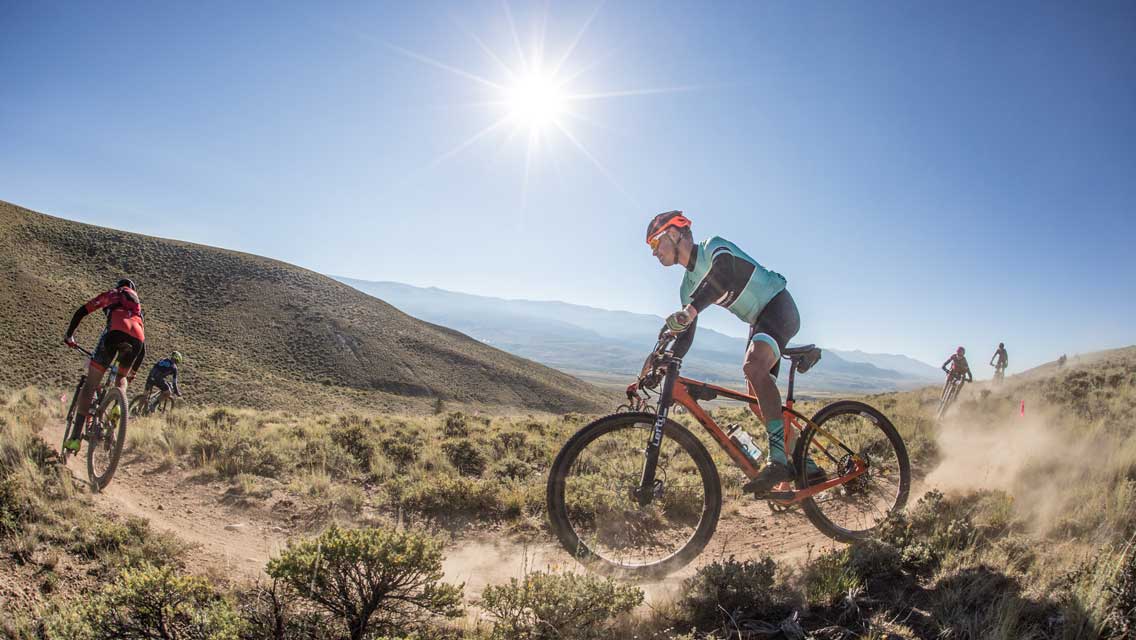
[
  {"left": 144, "top": 351, "right": 184, "bottom": 407},
  {"left": 62, "top": 278, "right": 145, "bottom": 452},
  {"left": 632, "top": 210, "right": 822, "bottom": 496},
  {"left": 990, "top": 342, "right": 1008, "bottom": 382},
  {"left": 942, "top": 346, "right": 973, "bottom": 385}
]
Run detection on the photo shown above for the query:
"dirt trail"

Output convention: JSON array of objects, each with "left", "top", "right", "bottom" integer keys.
[
  {"left": 42, "top": 417, "right": 292, "bottom": 579},
  {"left": 41, "top": 422, "right": 836, "bottom": 597},
  {"left": 437, "top": 496, "right": 838, "bottom": 600}
]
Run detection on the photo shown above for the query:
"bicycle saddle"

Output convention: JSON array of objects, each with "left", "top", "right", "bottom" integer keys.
[{"left": 783, "top": 344, "right": 822, "bottom": 373}]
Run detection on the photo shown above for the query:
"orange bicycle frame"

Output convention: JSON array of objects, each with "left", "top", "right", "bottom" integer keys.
[{"left": 670, "top": 377, "right": 867, "bottom": 505}]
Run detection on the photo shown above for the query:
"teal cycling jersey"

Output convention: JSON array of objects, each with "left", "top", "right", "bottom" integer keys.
[{"left": 679, "top": 236, "right": 787, "bottom": 325}]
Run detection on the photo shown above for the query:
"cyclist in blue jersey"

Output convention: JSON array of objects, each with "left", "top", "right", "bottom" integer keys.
[
  {"left": 144, "top": 351, "right": 184, "bottom": 406},
  {"left": 634, "top": 210, "right": 821, "bottom": 496}
]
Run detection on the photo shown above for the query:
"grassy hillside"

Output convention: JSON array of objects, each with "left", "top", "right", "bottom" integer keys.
[
  {"left": 0, "top": 200, "right": 607, "bottom": 414},
  {"left": 1, "top": 345, "right": 1134, "bottom": 637}
]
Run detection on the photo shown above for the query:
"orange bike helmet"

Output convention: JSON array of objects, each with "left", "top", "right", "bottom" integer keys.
[{"left": 645, "top": 210, "right": 692, "bottom": 245}]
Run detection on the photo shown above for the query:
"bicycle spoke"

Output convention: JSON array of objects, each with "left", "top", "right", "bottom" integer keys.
[
  {"left": 561, "top": 420, "right": 709, "bottom": 569},
  {"left": 801, "top": 406, "right": 907, "bottom": 537}
]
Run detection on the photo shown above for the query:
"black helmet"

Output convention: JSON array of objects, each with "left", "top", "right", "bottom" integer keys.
[
  {"left": 117, "top": 278, "right": 136, "bottom": 290},
  {"left": 998, "top": 342, "right": 1004, "bottom": 348}
]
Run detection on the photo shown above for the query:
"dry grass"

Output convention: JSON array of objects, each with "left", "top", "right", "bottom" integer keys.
[{"left": 2, "top": 346, "right": 1134, "bottom": 638}]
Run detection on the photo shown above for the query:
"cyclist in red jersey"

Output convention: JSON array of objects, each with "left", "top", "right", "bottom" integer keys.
[{"left": 61, "top": 278, "right": 146, "bottom": 451}]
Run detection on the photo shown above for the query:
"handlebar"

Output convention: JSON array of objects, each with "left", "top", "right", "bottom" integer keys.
[{"left": 69, "top": 343, "right": 94, "bottom": 359}]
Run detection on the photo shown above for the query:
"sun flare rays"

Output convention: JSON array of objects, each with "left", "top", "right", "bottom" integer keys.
[{"left": 390, "top": 1, "right": 698, "bottom": 205}]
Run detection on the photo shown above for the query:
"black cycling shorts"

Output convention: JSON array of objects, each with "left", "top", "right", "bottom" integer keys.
[
  {"left": 747, "top": 289, "right": 801, "bottom": 378},
  {"left": 92, "top": 330, "right": 145, "bottom": 377},
  {"left": 146, "top": 377, "right": 173, "bottom": 394}
]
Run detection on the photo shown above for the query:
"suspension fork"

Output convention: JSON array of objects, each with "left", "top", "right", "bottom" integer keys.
[
  {"left": 635, "top": 361, "right": 680, "bottom": 506},
  {"left": 66, "top": 375, "right": 87, "bottom": 441}
]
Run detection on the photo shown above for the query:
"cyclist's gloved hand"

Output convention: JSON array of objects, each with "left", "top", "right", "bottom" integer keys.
[
  {"left": 63, "top": 336, "right": 77, "bottom": 348},
  {"left": 641, "top": 371, "right": 661, "bottom": 390},
  {"left": 665, "top": 310, "right": 693, "bottom": 334}
]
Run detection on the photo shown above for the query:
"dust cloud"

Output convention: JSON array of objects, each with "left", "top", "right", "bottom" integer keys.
[
  {"left": 924, "top": 401, "right": 1125, "bottom": 535},
  {"left": 442, "top": 538, "right": 566, "bottom": 596}
]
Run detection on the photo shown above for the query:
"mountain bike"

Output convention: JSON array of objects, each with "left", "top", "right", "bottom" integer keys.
[
  {"left": 62, "top": 344, "right": 130, "bottom": 491},
  {"left": 615, "top": 389, "right": 656, "bottom": 415},
  {"left": 547, "top": 334, "right": 911, "bottom": 577},
  {"left": 936, "top": 373, "right": 966, "bottom": 420},
  {"left": 130, "top": 387, "right": 179, "bottom": 416}
]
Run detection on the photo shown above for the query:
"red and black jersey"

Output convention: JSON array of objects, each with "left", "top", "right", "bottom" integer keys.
[{"left": 67, "top": 286, "right": 145, "bottom": 342}]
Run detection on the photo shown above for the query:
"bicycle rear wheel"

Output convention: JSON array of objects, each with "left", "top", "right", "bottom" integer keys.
[
  {"left": 546, "top": 412, "right": 721, "bottom": 577},
  {"left": 87, "top": 387, "right": 127, "bottom": 491},
  {"left": 795, "top": 401, "right": 910, "bottom": 542}
]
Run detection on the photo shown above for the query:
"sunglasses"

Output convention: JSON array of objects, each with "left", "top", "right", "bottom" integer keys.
[{"left": 648, "top": 229, "right": 672, "bottom": 251}]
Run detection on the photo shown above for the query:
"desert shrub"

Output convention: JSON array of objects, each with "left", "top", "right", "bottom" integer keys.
[
  {"left": 846, "top": 539, "right": 904, "bottom": 584},
  {"left": 0, "top": 476, "right": 33, "bottom": 535},
  {"left": 207, "top": 408, "right": 239, "bottom": 428},
  {"left": 380, "top": 435, "right": 420, "bottom": 468},
  {"left": 194, "top": 418, "right": 282, "bottom": 478},
  {"left": 235, "top": 579, "right": 334, "bottom": 640},
  {"left": 802, "top": 548, "right": 862, "bottom": 606},
  {"left": 677, "top": 556, "right": 789, "bottom": 631},
  {"left": 491, "top": 430, "right": 527, "bottom": 455},
  {"left": 441, "top": 439, "right": 487, "bottom": 477},
  {"left": 70, "top": 516, "right": 185, "bottom": 574},
  {"left": 47, "top": 563, "right": 243, "bottom": 639},
  {"left": 491, "top": 456, "right": 535, "bottom": 481},
  {"left": 878, "top": 489, "right": 977, "bottom": 573},
  {"left": 399, "top": 476, "right": 500, "bottom": 516},
  {"left": 442, "top": 412, "right": 469, "bottom": 438},
  {"left": 481, "top": 570, "right": 643, "bottom": 639},
  {"left": 266, "top": 526, "right": 463, "bottom": 640},
  {"left": 330, "top": 416, "right": 376, "bottom": 473}
]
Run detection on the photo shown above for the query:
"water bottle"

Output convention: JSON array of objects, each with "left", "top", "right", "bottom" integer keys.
[{"left": 726, "top": 424, "right": 764, "bottom": 465}]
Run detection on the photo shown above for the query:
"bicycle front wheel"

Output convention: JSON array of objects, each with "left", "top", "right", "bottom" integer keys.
[
  {"left": 546, "top": 412, "right": 721, "bottom": 577},
  {"left": 87, "top": 387, "right": 128, "bottom": 491},
  {"left": 129, "top": 393, "right": 149, "bottom": 416},
  {"left": 795, "top": 401, "right": 910, "bottom": 542}
]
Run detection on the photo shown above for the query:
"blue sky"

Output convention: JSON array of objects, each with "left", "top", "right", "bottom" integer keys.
[{"left": 2, "top": 1, "right": 1133, "bottom": 374}]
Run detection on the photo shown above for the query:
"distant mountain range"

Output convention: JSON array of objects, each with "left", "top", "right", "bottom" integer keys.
[{"left": 336, "top": 278, "right": 942, "bottom": 394}]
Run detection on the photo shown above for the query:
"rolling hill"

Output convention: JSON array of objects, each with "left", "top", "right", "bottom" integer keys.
[
  {"left": 0, "top": 200, "right": 607, "bottom": 413},
  {"left": 336, "top": 278, "right": 942, "bottom": 393}
]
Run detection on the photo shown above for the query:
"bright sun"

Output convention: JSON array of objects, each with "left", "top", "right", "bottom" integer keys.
[
  {"left": 390, "top": 4, "right": 695, "bottom": 204},
  {"left": 505, "top": 73, "right": 566, "bottom": 128}
]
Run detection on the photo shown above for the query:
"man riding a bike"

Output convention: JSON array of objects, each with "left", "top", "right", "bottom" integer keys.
[
  {"left": 990, "top": 342, "right": 1008, "bottom": 380},
  {"left": 144, "top": 351, "right": 184, "bottom": 407},
  {"left": 62, "top": 278, "right": 146, "bottom": 452},
  {"left": 942, "top": 346, "right": 973, "bottom": 385},
  {"left": 633, "top": 210, "right": 821, "bottom": 496}
]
